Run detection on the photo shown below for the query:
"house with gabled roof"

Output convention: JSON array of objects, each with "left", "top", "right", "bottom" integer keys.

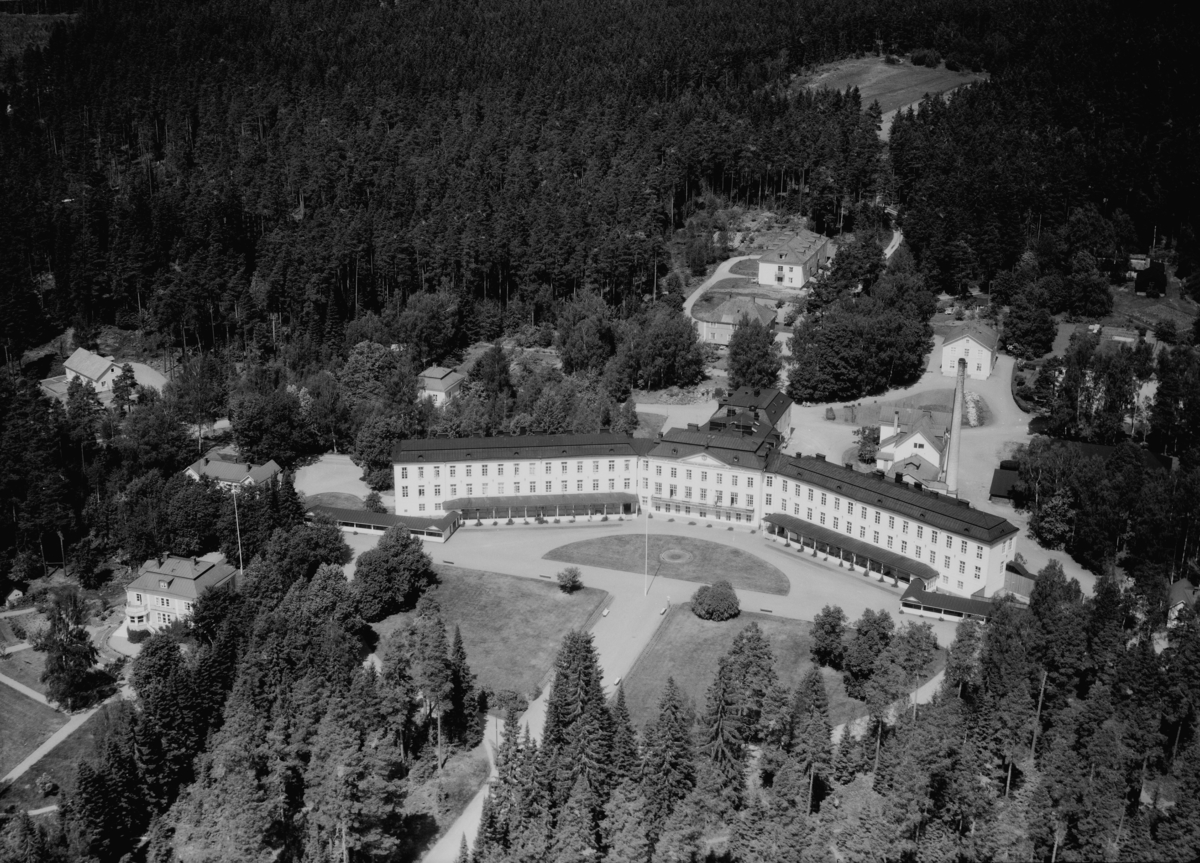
[
  {"left": 185, "top": 447, "right": 282, "bottom": 491},
  {"left": 418, "top": 366, "right": 466, "bottom": 406},
  {"left": 940, "top": 324, "right": 999, "bottom": 380},
  {"left": 40, "top": 347, "right": 123, "bottom": 403},
  {"left": 694, "top": 296, "right": 777, "bottom": 345},
  {"left": 875, "top": 409, "right": 947, "bottom": 481},
  {"left": 124, "top": 554, "right": 237, "bottom": 632},
  {"left": 756, "top": 229, "right": 831, "bottom": 289}
]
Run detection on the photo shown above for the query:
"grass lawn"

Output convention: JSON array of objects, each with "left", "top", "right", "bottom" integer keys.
[
  {"left": 634, "top": 412, "right": 668, "bottom": 439},
  {"left": 372, "top": 566, "right": 609, "bottom": 699},
  {"left": 306, "top": 491, "right": 366, "bottom": 509},
  {"left": 544, "top": 534, "right": 790, "bottom": 596},
  {"left": 621, "top": 605, "right": 863, "bottom": 729},
  {"left": 0, "top": 706, "right": 106, "bottom": 812},
  {"left": 730, "top": 258, "right": 761, "bottom": 277},
  {"left": 621, "top": 605, "right": 946, "bottom": 732},
  {"left": 0, "top": 649, "right": 48, "bottom": 695},
  {"left": 0, "top": 692, "right": 67, "bottom": 778},
  {"left": 805, "top": 56, "right": 984, "bottom": 115}
]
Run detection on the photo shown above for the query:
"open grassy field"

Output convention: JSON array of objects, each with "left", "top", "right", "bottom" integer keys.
[
  {"left": 621, "top": 605, "right": 863, "bottom": 729},
  {"left": 0, "top": 706, "right": 107, "bottom": 813},
  {"left": 0, "top": 649, "right": 48, "bottom": 695},
  {"left": 730, "top": 258, "right": 761, "bottom": 277},
  {"left": 372, "top": 566, "right": 609, "bottom": 698},
  {"left": 544, "top": 534, "right": 790, "bottom": 595},
  {"left": 305, "top": 491, "right": 366, "bottom": 509},
  {"left": 0, "top": 693, "right": 67, "bottom": 779},
  {"left": 805, "top": 56, "right": 984, "bottom": 115}
]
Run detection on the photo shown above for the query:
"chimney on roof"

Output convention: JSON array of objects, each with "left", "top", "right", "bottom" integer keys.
[
  {"left": 945, "top": 358, "right": 966, "bottom": 496},
  {"left": 894, "top": 472, "right": 904, "bottom": 484},
  {"left": 192, "top": 557, "right": 198, "bottom": 566},
  {"left": 203, "top": 457, "right": 209, "bottom": 466},
  {"left": 688, "top": 423, "right": 699, "bottom": 431},
  {"left": 845, "top": 462, "right": 854, "bottom": 470},
  {"left": 246, "top": 463, "right": 252, "bottom": 472},
  {"left": 814, "top": 453, "right": 825, "bottom": 461}
]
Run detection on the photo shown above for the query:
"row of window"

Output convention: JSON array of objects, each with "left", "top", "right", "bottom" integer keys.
[
  {"left": 401, "top": 478, "right": 632, "bottom": 498},
  {"left": 651, "top": 483, "right": 754, "bottom": 508},
  {"left": 790, "top": 489, "right": 984, "bottom": 557},
  {"left": 130, "top": 594, "right": 193, "bottom": 613},
  {"left": 400, "top": 459, "right": 632, "bottom": 480},
  {"left": 650, "top": 463, "right": 753, "bottom": 487},
  {"left": 654, "top": 502, "right": 744, "bottom": 522}
]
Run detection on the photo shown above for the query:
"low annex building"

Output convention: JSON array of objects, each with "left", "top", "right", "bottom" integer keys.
[
  {"left": 418, "top": 366, "right": 466, "bottom": 406},
  {"left": 307, "top": 504, "right": 461, "bottom": 543},
  {"left": 125, "top": 554, "right": 236, "bottom": 632},
  {"left": 185, "top": 447, "right": 282, "bottom": 491}
]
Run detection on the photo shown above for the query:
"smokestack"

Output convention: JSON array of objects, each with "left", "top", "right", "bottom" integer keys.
[
  {"left": 893, "top": 409, "right": 900, "bottom": 441},
  {"left": 945, "top": 358, "right": 966, "bottom": 495}
]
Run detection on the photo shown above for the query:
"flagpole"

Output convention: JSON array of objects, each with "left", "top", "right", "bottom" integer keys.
[{"left": 644, "top": 498, "right": 649, "bottom": 596}]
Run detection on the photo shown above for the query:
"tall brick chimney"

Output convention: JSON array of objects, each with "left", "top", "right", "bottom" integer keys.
[{"left": 945, "top": 358, "right": 966, "bottom": 496}]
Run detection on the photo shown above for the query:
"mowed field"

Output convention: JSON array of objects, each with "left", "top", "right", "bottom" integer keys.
[
  {"left": 805, "top": 56, "right": 985, "bottom": 115},
  {"left": 372, "top": 566, "right": 609, "bottom": 698},
  {"left": 0, "top": 650, "right": 48, "bottom": 695},
  {"left": 0, "top": 693, "right": 67, "bottom": 778},
  {"left": 544, "top": 534, "right": 790, "bottom": 595},
  {"left": 620, "top": 605, "right": 863, "bottom": 730}
]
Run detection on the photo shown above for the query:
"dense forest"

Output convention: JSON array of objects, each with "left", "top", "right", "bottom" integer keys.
[{"left": 2, "top": 0, "right": 1200, "bottom": 859}]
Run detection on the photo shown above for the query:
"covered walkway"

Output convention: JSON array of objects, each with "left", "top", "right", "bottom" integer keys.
[
  {"left": 763, "top": 512, "right": 939, "bottom": 586},
  {"left": 307, "top": 505, "right": 461, "bottom": 542},
  {"left": 444, "top": 492, "right": 638, "bottom": 522}
]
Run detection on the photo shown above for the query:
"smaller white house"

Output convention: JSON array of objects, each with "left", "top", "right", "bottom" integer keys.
[
  {"left": 876, "top": 413, "right": 946, "bottom": 483},
  {"left": 695, "top": 296, "right": 776, "bottom": 346},
  {"left": 418, "top": 366, "right": 466, "bottom": 406},
  {"left": 64, "top": 347, "right": 121, "bottom": 391},
  {"left": 940, "top": 325, "right": 999, "bottom": 380},
  {"left": 125, "top": 554, "right": 237, "bottom": 632},
  {"left": 5, "top": 588, "right": 24, "bottom": 608},
  {"left": 756, "top": 230, "right": 831, "bottom": 289}
]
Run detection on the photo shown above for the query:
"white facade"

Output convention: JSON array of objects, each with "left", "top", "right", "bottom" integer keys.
[
  {"left": 757, "top": 258, "right": 817, "bottom": 289},
  {"left": 642, "top": 452, "right": 763, "bottom": 526},
  {"left": 394, "top": 454, "right": 638, "bottom": 516},
  {"left": 125, "top": 584, "right": 198, "bottom": 630},
  {"left": 762, "top": 470, "right": 1016, "bottom": 599},
  {"left": 940, "top": 334, "right": 996, "bottom": 380}
]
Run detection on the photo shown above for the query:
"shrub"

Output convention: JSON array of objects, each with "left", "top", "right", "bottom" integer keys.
[
  {"left": 811, "top": 605, "right": 848, "bottom": 668},
  {"left": 10, "top": 621, "right": 26, "bottom": 641},
  {"left": 691, "top": 580, "right": 740, "bottom": 621},
  {"left": 557, "top": 566, "right": 583, "bottom": 594},
  {"left": 34, "top": 773, "right": 58, "bottom": 797},
  {"left": 363, "top": 490, "right": 387, "bottom": 513},
  {"left": 127, "top": 628, "right": 152, "bottom": 644}
]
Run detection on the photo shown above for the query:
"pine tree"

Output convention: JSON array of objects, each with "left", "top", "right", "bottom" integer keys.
[
  {"left": 2, "top": 811, "right": 50, "bottom": 863},
  {"left": 832, "top": 730, "right": 858, "bottom": 785},
  {"left": 640, "top": 677, "right": 695, "bottom": 831},
  {"left": 405, "top": 596, "right": 454, "bottom": 769},
  {"left": 697, "top": 657, "right": 746, "bottom": 808},
  {"left": 63, "top": 760, "right": 113, "bottom": 861},
  {"left": 449, "top": 625, "right": 481, "bottom": 746},
  {"left": 1157, "top": 742, "right": 1200, "bottom": 861},
  {"left": 724, "top": 622, "right": 778, "bottom": 741},
  {"left": 550, "top": 776, "right": 600, "bottom": 863},
  {"left": 610, "top": 684, "right": 640, "bottom": 785},
  {"left": 601, "top": 781, "right": 651, "bottom": 863}
]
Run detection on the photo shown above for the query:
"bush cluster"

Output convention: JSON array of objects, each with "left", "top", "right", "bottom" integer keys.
[{"left": 691, "top": 580, "right": 740, "bottom": 621}]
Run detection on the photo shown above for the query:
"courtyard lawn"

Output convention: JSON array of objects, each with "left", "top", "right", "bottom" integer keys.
[
  {"left": 621, "top": 605, "right": 863, "bottom": 730},
  {"left": 0, "top": 705, "right": 106, "bottom": 813},
  {"left": 730, "top": 258, "right": 761, "bottom": 277},
  {"left": 0, "top": 692, "right": 67, "bottom": 778},
  {"left": 0, "top": 649, "right": 48, "bottom": 695},
  {"left": 372, "top": 566, "right": 609, "bottom": 699},
  {"left": 544, "top": 534, "right": 790, "bottom": 596}
]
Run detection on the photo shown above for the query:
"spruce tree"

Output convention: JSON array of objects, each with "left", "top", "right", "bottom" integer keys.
[
  {"left": 449, "top": 625, "right": 481, "bottom": 746},
  {"left": 550, "top": 776, "right": 601, "bottom": 863},
  {"left": 1157, "top": 742, "right": 1200, "bottom": 861},
  {"left": 456, "top": 833, "right": 471, "bottom": 863},
  {"left": 2, "top": 811, "right": 49, "bottom": 863},
  {"left": 63, "top": 760, "right": 113, "bottom": 862},
  {"left": 601, "top": 781, "right": 651, "bottom": 863},
  {"left": 724, "top": 622, "right": 778, "bottom": 740},
  {"left": 698, "top": 658, "right": 746, "bottom": 808},
  {"left": 610, "top": 684, "right": 640, "bottom": 785},
  {"left": 640, "top": 677, "right": 695, "bottom": 831},
  {"left": 543, "top": 631, "right": 614, "bottom": 803}
]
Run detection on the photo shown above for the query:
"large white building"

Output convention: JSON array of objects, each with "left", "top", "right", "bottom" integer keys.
[
  {"left": 124, "top": 554, "right": 237, "bottom": 632},
  {"left": 390, "top": 386, "right": 1019, "bottom": 605}
]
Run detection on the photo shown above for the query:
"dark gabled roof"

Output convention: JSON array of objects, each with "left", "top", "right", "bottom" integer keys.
[
  {"left": 650, "top": 428, "right": 780, "bottom": 469},
  {"left": 943, "top": 324, "right": 999, "bottom": 352},
  {"left": 716, "top": 386, "right": 793, "bottom": 428},
  {"left": 307, "top": 505, "right": 459, "bottom": 533},
  {"left": 128, "top": 556, "right": 237, "bottom": 600},
  {"left": 768, "top": 454, "right": 1019, "bottom": 544},
  {"left": 901, "top": 581, "right": 995, "bottom": 619},
  {"left": 394, "top": 433, "right": 655, "bottom": 463}
]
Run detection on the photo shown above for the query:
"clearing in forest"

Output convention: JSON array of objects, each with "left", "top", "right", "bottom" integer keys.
[{"left": 803, "top": 56, "right": 985, "bottom": 115}]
